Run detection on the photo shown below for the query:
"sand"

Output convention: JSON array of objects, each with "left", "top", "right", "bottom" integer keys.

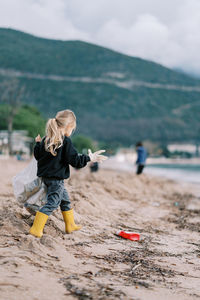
[{"left": 0, "top": 158, "right": 200, "bottom": 300}]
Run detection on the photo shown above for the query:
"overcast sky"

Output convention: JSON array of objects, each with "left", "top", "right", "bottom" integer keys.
[{"left": 0, "top": 0, "right": 200, "bottom": 76}]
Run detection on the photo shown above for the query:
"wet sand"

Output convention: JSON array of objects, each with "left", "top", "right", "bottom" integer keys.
[{"left": 0, "top": 158, "right": 200, "bottom": 300}]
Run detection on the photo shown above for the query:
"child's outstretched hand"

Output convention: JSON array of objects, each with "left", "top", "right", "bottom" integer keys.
[
  {"left": 88, "top": 149, "right": 107, "bottom": 163},
  {"left": 35, "top": 134, "right": 41, "bottom": 142}
]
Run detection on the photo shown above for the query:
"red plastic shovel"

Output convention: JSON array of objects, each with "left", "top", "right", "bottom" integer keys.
[{"left": 116, "top": 230, "right": 140, "bottom": 241}]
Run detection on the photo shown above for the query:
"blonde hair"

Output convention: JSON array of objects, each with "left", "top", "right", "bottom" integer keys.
[{"left": 45, "top": 110, "right": 76, "bottom": 156}]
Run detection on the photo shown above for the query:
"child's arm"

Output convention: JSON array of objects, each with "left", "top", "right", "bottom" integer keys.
[
  {"left": 65, "top": 138, "right": 90, "bottom": 169},
  {"left": 34, "top": 143, "right": 40, "bottom": 160},
  {"left": 34, "top": 134, "right": 41, "bottom": 161}
]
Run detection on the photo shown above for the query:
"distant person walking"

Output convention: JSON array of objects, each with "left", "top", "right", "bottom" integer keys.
[{"left": 136, "top": 142, "right": 147, "bottom": 175}]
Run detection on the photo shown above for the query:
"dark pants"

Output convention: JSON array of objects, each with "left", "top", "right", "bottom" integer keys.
[
  {"left": 136, "top": 164, "right": 145, "bottom": 175},
  {"left": 39, "top": 178, "right": 71, "bottom": 216}
]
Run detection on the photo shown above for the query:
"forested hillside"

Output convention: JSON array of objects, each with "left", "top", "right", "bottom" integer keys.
[{"left": 0, "top": 28, "right": 200, "bottom": 145}]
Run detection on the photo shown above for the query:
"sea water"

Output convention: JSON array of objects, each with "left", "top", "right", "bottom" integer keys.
[
  {"left": 146, "top": 163, "right": 200, "bottom": 184},
  {"left": 103, "top": 156, "right": 200, "bottom": 184}
]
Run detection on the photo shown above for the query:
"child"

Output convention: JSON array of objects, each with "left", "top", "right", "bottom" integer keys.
[
  {"left": 30, "top": 109, "right": 107, "bottom": 238},
  {"left": 90, "top": 162, "right": 99, "bottom": 173}
]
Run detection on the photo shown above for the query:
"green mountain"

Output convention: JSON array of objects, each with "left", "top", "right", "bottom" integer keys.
[{"left": 0, "top": 28, "right": 200, "bottom": 145}]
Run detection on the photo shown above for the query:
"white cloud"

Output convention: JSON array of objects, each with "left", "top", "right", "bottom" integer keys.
[
  {"left": 0, "top": 0, "right": 200, "bottom": 75},
  {"left": 96, "top": 15, "right": 170, "bottom": 58},
  {"left": 0, "top": 0, "right": 89, "bottom": 40}
]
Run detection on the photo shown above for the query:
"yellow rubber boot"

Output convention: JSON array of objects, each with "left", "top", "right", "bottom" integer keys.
[
  {"left": 29, "top": 211, "right": 48, "bottom": 238},
  {"left": 62, "top": 209, "right": 82, "bottom": 234}
]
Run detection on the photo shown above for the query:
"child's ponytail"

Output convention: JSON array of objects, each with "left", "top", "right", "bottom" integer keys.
[
  {"left": 44, "top": 110, "right": 76, "bottom": 156},
  {"left": 45, "top": 118, "right": 64, "bottom": 156}
]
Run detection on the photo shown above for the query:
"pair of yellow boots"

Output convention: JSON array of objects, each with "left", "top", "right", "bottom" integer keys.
[{"left": 29, "top": 209, "right": 81, "bottom": 238}]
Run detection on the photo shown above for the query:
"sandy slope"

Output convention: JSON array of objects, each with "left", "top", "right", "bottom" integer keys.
[{"left": 0, "top": 158, "right": 200, "bottom": 300}]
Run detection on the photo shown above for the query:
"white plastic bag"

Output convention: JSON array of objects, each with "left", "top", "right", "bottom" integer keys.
[
  {"left": 12, "top": 158, "right": 47, "bottom": 214},
  {"left": 12, "top": 157, "right": 38, "bottom": 200}
]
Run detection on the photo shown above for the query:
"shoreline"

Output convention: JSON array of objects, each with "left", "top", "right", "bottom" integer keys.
[
  {"left": 147, "top": 157, "right": 200, "bottom": 165},
  {"left": 102, "top": 156, "right": 200, "bottom": 186}
]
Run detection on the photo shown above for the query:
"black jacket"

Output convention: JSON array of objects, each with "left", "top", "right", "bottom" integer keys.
[{"left": 34, "top": 136, "right": 90, "bottom": 179}]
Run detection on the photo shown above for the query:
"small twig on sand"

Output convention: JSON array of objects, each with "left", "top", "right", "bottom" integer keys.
[{"left": 131, "top": 263, "right": 141, "bottom": 272}]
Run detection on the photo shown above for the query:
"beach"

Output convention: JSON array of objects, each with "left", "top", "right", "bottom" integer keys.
[{"left": 1, "top": 158, "right": 200, "bottom": 300}]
